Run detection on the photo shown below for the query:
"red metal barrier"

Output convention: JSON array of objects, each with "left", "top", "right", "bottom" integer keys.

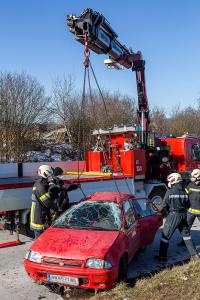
[{"left": 0, "top": 240, "right": 21, "bottom": 248}]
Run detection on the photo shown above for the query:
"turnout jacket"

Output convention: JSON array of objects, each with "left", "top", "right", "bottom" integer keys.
[
  {"left": 30, "top": 177, "right": 57, "bottom": 231},
  {"left": 185, "top": 181, "right": 200, "bottom": 213},
  {"left": 161, "top": 183, "right": 190, "bottom": 214},
  {"left": 48, "top": 177, "right": 80, "bottom": 212}
]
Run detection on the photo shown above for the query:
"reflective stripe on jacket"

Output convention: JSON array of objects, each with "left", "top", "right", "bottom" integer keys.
[
  {"left": 185, "top": 182, "right": 200, "bottom": 211},
  {"left": 30, "top": 177, "right": 56, "bottom": 231},
  {"left": 161, "top": 182, "right": 190, "bottom": 213}
]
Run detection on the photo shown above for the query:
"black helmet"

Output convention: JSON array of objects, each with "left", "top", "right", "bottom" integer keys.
[{"left": 53, "top": 167, "right": 64, "bottom": 176}]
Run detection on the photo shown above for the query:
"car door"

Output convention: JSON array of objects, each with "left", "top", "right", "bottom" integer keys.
[
  {"left": 133, "top": 198, "right": 162, "bottom": 247},
  {"left": 123, "top": 200, "right": 140, "bottom": 261}
]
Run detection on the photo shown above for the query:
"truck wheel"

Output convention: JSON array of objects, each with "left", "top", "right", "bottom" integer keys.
[
  {"left": 118, "top": 254, "right": 128, "bottom": 282},
  {"left": 149, "top": 187, "right": 166, "bottom": 212}
]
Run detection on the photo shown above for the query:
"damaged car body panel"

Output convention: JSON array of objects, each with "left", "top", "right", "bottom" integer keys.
[{"left": 24, "top": 192, "right": 162, "bottom": 289}]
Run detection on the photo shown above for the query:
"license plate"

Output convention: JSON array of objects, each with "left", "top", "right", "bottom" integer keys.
[{"left": 47, "top": 274, "right": 79, "bottom": 286}]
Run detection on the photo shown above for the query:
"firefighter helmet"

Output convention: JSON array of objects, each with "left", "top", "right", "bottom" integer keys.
[
  {"left": 191, "top": 169, "right": 200, "bottom": 182},
  {"left": 38, "top": 165, "right": 54, "bottom": 179},
  {"left": 167, "top": 172, "right": 182, "bottom": 188}
]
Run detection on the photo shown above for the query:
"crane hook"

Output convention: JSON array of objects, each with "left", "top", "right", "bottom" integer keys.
[{"left": 83, "top": 33, "right": 90, "bottom": 68}]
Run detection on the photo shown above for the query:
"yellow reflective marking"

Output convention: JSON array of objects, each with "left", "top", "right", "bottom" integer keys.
[
  {"left": 188, "top": 208, "right": 200, "bottom": 213},
  {"left": 189, "top": 188, "right": 200, "bottom": 192},
  {"left": 30, "top": 202, "right": 44, "bottom": 229},
  {"left": 39, "top": 192, "right": 49, "bottom": 201}
]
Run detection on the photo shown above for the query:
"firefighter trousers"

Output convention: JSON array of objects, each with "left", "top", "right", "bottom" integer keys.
[
  {"left": 159, "top": 211, "right": 197, "bottom": 258},
  {"left": 187, "top": 212, "right": 200, "bottom": 228},
  {"left": 33, "top": 229, "right": 43, "bottom": 240}
]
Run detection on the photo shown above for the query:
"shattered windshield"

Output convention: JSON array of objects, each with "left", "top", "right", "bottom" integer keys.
[{"left": 53, "top": 200, "right": 122, "bottom": 231}]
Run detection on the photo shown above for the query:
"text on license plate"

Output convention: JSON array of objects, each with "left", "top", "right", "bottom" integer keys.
[{"left": 47, "top": 274, "right": 79, "bottom": 286}]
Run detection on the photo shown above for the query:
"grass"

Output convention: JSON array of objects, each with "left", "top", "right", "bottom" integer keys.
[{"left": 63, "top": 260, "right": 200, "bottom": 300}]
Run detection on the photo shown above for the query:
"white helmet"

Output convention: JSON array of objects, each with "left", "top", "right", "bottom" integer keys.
[
  {"left": 191, "top": 169, "right": 200, "bottom": 182},
  {"left": 38, "top": 165, "right": 54, "bottom": 179},
  {"left": 167, "top": 172, "right": 182, "bottom": 188}
]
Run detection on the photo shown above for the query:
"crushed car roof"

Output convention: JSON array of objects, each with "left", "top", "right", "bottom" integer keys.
[{"left": 85, "top": 191, "right": 134, "bottom": 204}]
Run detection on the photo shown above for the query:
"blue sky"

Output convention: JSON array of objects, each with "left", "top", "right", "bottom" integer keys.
[{"left": 0, "top": 0, "right": 200, "bottom": 112}]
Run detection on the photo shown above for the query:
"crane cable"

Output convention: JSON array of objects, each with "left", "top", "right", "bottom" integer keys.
[
  {"left": 89, "top": 61, "right": 132, "bottom": 195},
  {"left": 78, "top": 33, "right": 121, "bottom": 195},
  {"left": 87, "top": 67, "right": 109, "bottom": 166},
  {"left": 86, "top": 36, "right": 131, "bottom": 195},
  {"left": 76, "top": 65, "right": 87, "bottom": 198},
  {"left": 78, "top": 33, "right": 132, "bottom": 196}
]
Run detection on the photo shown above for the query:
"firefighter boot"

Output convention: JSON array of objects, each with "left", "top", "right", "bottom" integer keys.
[
  {"left": 183, "top": 237, "right": 198, "bottom": 257},
  {"left": 190, "top": 254, "right": 200, "bottom": 261},
  {"left": 155, "top": 238, "right": 169, "bottom": 262}
]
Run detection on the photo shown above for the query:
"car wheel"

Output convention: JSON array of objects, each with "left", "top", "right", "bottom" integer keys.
[
  {"left": 149, "top": 187, "right": 166, "bottom": 212},
  {"left": 118, "top": 254, "right": 128, "bottom": 282}
]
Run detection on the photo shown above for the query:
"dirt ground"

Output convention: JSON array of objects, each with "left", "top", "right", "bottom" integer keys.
[{"left": 0, "top": 220, "right": 200, "bottom": 300}]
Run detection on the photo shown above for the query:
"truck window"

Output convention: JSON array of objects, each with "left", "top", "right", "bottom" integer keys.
[
  {"left": 124, "top": 200, "right": 136, "bottom": 229},
  {"left": 192, "top": 144, "right": 200, "bottom": 161},
  {"left": 134, "top": 199, "right": 154, "bottom": 218}
]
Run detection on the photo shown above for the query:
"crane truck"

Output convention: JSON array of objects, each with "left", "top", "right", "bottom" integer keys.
[
  {"left": 1, "top": 8, "right": 200, "bottom": 246},
  {"left": 67, "top": 8, "right": 200, "bottom": 182}
]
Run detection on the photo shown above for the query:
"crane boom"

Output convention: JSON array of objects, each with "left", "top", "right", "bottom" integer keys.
[{"left": 67, "top": 8, "right": 149, "bottom": 144}]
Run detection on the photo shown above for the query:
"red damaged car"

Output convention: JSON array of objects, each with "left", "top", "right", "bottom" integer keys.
[{"left": 24, "top": 192, "right": 162, "bottom": 290}]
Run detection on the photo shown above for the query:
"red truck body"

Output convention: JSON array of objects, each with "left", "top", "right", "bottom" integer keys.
[{"left": 157, "top": 136, "right": 200, "bottom": 173}]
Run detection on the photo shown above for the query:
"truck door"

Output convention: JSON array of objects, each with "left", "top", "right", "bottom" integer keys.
[{"left": 123, "top": 200, "right": 140, "bottom": 261}]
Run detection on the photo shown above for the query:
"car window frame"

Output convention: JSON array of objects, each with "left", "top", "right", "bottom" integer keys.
[
  {"left": 132, "top": 197, "right": 155, "bottom": 219},
  {"left": 123, "top": 199, "right": 136, "bottom": 230}
]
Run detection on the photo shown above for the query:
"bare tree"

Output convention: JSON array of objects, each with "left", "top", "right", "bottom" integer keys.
[
  {"left": 51, "top": 76, "right": 76, "bottom": 143},
  {"left": 169, "top": 103, "right": 200, "bottom": 137},
  {"left": 51, "top": 75, "right": 137, "bottom": 153},
  {"left": 0, "top": 72, "right": 51, "bottom": 162},
  {"left": 150, "top": 106, "right": 169, "bottom": 136}
]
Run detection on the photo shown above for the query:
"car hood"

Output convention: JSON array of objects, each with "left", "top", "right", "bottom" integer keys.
[{"left": 30, "top": 227, "right": 120, "bottom": 260}]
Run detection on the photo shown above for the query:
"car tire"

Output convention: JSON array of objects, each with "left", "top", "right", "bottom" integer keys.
[
  {"left": 148, "top": 187, "right": 166, "bottom": 212},
  {"left": 118, "top": 254, "right": 128, "bottom": 282}
]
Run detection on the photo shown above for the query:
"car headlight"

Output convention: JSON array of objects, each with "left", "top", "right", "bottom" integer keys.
[
  {"left": 25, "top": 250, "right": 42, "bottom": 263},
  {"left": 86, "top": 258, "right": 112, "bottom": 269}
]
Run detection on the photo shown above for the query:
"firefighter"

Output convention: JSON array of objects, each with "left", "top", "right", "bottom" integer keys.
[
  {"left": 30, "top": 165, "right": 58, "bottom": 239},
  {"left": 49, "top": 167, "right": 80, "bottom": 214},
  {"left": 155, "top": 172, "right": 199, "bottom": 262},
  {"left": 186, "top": 169, "right": 200, "bottom": 226},
  {"left": 178, "top": 169, "right": 200, "bottom": 246}
]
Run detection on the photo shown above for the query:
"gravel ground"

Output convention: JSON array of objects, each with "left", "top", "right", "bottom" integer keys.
[
  {"left": 0, "top": 232, "right": 62, "bottom": 300},
  {"left": 0, "top": 220, "right": 200, "bottom": 300}
]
